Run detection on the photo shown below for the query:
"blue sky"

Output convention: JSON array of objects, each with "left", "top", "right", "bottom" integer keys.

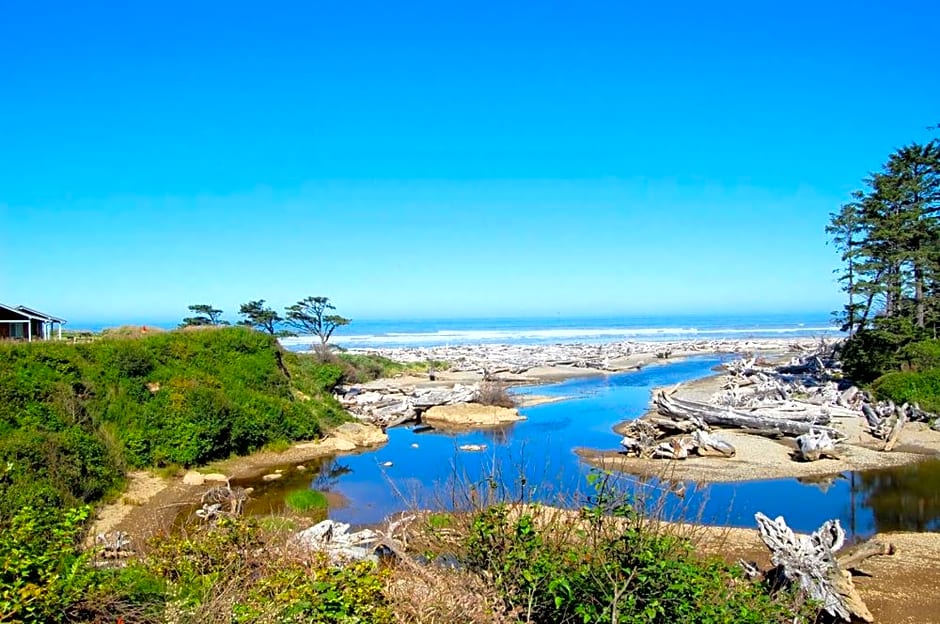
[{"left": 1, "top": 1, "right": 938, "bottom": 325}]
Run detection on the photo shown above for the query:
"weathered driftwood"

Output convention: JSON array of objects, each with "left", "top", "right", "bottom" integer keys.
[
  {"left": 620, "top": 427, "right": 735, "bottom": 459},
  {"left": 861, "top": 400, "right": 928, "bottom": 449},
  {"left": 883, "top": 403, "right": 907, "bottom": 452},
  {"left": 754, "top": 513, "right": 893, "bottom": 623},
  {"left": 337, "top": 383, "right": 481, "bottom": 427},
  {"left": 691, "top": 429, "right": 735, "bottom": 457},
  {"left": 795, "top": 429, "right": 841, "bottom": 462},
  {"left": 654, "top": 391, "right": 844, "bottom": 440}
]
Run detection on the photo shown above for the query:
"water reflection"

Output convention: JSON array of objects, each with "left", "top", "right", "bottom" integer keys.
[{"left": 857, "top": 460, "right": 940, "bottom": 532}]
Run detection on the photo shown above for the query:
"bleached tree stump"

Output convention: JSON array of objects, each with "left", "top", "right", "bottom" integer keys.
[
  {"left": 795, "top": 429, "right": 841, "bottom": 461},
  {"left": 754, "top": 513, "right": 882, "bottom": 622}
]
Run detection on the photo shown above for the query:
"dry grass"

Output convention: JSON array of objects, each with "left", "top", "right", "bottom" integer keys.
[
  {"left": 476, "top": 380, "right": 517, "bottom": 408},
  {"left": 384, "top": 563, "right": 515, "bottom": 624}
]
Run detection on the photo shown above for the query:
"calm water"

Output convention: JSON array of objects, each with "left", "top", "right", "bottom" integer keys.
[{"left": 237, "top": 356, "right": 940, "bottom": 537}]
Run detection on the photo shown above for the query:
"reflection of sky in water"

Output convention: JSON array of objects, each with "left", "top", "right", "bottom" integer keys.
[{"left": 276, "top": 356, "right": 940, "bottom": 537}]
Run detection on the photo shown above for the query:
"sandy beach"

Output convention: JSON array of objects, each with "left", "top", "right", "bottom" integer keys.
[{"left": 578, "top": 371, "right": 940, "bottom": 482}]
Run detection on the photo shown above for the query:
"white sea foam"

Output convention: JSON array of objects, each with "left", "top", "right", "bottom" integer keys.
[{"left": 279, "top": 324, "right": 837, "bottom": 349}]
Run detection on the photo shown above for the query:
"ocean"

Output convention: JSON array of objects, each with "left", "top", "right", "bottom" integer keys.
[{"left": 280, "top": 311, "right": 841, "bottom": 350}]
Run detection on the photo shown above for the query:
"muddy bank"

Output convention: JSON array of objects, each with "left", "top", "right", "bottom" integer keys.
[{"left": 89, "top": 422, "right": 388, "bottom": 541}]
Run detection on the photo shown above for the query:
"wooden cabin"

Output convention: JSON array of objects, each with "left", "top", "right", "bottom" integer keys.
[{"left": 0, "top": 303, "right": 67, "bottom": 341}]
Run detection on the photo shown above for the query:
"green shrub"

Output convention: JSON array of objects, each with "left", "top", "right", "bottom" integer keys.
[
  {"left": 0, "top": 505, "right": 153, "bottom": 623},
  {"left": 337, "top": 353, "right": 449, "bottom": 383},
  {"left": 0, "top": 327, "right": 351, "bottom": 519},
  {"left": 872, "top": 369, "right": 940, "bottom": 413},
  {"left": 144, "top": 517, "right": 392, "bottom": 623},
  {"left": 899, "top": 339, "right": 940, "bottom": 372},
  {"left": 459, "top": 470, "right": 810, "bottom": 624},
  {"left": 284, "top": 488, "right": 329, "bottom": 513}
]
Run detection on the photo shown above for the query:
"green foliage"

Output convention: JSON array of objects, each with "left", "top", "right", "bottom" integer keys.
[
  {"left": 284, "top": 488, "right": 329, "bottom": 513},
  {"left": 0, "top": 327, "right": 349, "bottom": 519},
  {"left": 180, "top": 304, "right": 228, "bottom": 328},
  {"left": 145, "top": 517, "right": 392, "bottom": 623},
  {"left": 841, "top": 325, "right": 913, "bottom": 383},
  {"left": 238, "top": 299, "right": 284, "bottom": 335},
  {"left": 899, "top": 339, "right": 940, "bottom": 372},
  {"left": 233, "top": 557, "right": 392, "bottom": 623},
  {"left": 828, "top": 139, "right": 940, "bottom": 342},
  {"left": 0, "top": 505, "right": 155, "bottom": 623},
  {"left": 337, "top": 353, "right": 449, "bottom": 383},
  {"left": 462, "top": 475, "right": 803, "bottom": 623},
  {"left": 872, "top": 369, "right": 940, "bottom": 413},
  {"left": 285, "top": 296, "right": 350, "bottom": 345}
]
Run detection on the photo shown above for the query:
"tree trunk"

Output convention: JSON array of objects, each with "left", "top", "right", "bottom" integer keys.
[
  {"left": 653, "top": 392, "right": 843, "bottom": 440},
  {"left": 915, "top": 263, "right": 926, "bottom": 328}
]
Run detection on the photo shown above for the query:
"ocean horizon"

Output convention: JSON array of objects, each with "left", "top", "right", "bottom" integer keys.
[
  {"left": 280, "top": 312, "right": 842, "bottom": 350},
  {"left": 70, "top": 312, "right": 842, "bottom": 349}
]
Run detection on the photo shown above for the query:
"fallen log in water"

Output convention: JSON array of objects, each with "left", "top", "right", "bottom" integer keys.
[
  {"left": 752, "top": 513, "right": 894, "bottom": 622},
  {"left": 654, "top": 391, "right": 844, "bottom": 440}
]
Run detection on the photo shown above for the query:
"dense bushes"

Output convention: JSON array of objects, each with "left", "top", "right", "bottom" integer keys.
[
  {"left": 872, "top": 369, "right": 940, "bottom": 413},
  {"left": 462, "top": 504, "right": 800, "bottom": 624},
  {"left": 0, "top": 327, "right": 348, "bottom": 519},
  {"left": 0, "top": 509, "right": 392, "bottom": 623},
  {"left": 840, "top": 325, "right": 940, "bottom": 412}
]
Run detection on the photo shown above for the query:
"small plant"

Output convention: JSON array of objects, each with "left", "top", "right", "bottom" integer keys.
[
  {"left": 427, "top": 512, "right": 454, "bottom": 530},
  {"left": 476, "top": 381, "right": 517, "bottom": 408},
  {"left": 284, "top": 488, "right": 328, "bottom": 513}
]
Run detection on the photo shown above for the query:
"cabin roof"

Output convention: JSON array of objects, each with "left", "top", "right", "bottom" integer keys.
[
  {"left": 0, "top": 303, "right": 36, "bottom": 321},
  {"left": 14, "top": 305, "right": 67, "bottom": 323}
]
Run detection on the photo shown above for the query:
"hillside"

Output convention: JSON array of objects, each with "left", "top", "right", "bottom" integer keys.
[{"left": 0, "top": 326, "right": 348, "bottom": 519}]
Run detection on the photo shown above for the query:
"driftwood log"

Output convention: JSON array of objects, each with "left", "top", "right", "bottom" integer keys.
[
  {"left": 691, "top": 429, "right": 735, "bottom": 457},
  {"left": 654, "top": 391, "right": 844, "bottom": 440},
  {"left": 620, "top": 427, "right": 735, "bottom": 459},
  {"left": 753, "top": 513, "right": 895, "bottom": 622},
  {"left": 861, "top": 400, "right": 932, "bottom": 450},
  {"left": 795, "top": 429, "right": 841, "bottom": 462}
]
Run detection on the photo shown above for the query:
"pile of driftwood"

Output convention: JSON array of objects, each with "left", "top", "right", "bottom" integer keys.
[
  {"left": 623, "top": 343, "right": 938, "bottom": 462},
  {"left": 346, "top": 338, "right": 820, "bottom": 378},
  {"left": 746, "top": 513, "right": 895, "bottom": 622},
  {"left": 291, "top": 514, "right": 414, "bottom": 563},
  {"left": 335, "top": 383, "right": 479, "bottom": 427}
]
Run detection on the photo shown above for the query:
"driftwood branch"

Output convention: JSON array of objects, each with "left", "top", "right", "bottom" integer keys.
[{"left": 754, "top": 513, "right": 895, "bottom": 622}]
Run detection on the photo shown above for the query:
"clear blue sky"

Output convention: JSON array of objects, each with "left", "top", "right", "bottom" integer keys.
[{"left": 1, "top": 1, "right": 937, "bottom": 325}]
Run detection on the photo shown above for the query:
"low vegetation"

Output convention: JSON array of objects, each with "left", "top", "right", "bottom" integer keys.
[
  {"left": 284, "top": 488, "right": 329, "bottom": 513},
  {"left": 475, "top": 380, "right": 518, "bottom": 408},
  {"left": 1, "top": 472, "right": 815, "bottom": 623},
  {"left": 0, "top": 326, "right": 348, "bottom": 520},
  {"left": 336, "top": 352, "right": 449, "bottom": 383}
]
